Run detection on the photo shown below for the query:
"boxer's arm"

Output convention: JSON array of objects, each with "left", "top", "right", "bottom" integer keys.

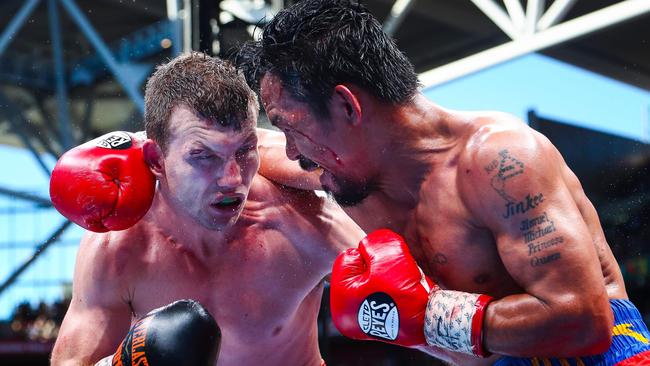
[
  {"left": 256, "top": 128, "right": 322, "bottom": 190},
  {"left": 244, "top": 183, "right": 365, "bottom": 274},
  {"left": 51, "top": 233, "right": 132, "bottom": 366},
  {"left": 300, "top": 193, "right": 366, "bottom": 273},
  {"left": 459, "top": 127, "right": 613, "bottom": 357}
]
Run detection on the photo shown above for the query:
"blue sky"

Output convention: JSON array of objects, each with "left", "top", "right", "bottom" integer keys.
[
  {"left": 424, "top": 54, "right": 650, "bottom": 142},
  {"left": 0, "top": 53, "right": 648, "bottom": 320}
]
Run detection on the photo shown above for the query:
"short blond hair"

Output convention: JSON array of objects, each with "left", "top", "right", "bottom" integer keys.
[{"left": 144, "top": 52, "right": 258, "bottom": 152}]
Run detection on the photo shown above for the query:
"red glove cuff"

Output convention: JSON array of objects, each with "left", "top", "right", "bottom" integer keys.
[{"left": 470, "top": 294, "right": 494, "bottom": 357}]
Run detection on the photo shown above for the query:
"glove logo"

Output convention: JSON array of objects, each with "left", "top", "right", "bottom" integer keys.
[
  {"left": 95, "top": 132, "right": 132, "bottom": 150},
  {"left": 357, "top": 292, "right": 399, "bottom": 341}
]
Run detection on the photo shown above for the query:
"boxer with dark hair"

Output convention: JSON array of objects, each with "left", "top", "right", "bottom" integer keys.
[
  {"left": 50, "top": 52, "right": 364, "bottom": 366},
  {"left": 238, "top": 1, "right": 650, "bottom": 365}
]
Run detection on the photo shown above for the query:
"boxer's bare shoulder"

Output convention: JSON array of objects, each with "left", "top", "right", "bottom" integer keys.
[
  {"left": 403, "top": 114, "right": 528, "bottom": 295},
  {"left": 51, "top": 231, "right": 137, "bottom": 365},
  {"left": 76, "top": 230, "right": 137, "bottom": 302}
]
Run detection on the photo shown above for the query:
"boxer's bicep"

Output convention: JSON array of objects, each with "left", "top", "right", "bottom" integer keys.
[
  {"left": 465, "top": 133, "right": 605, "bottom": 302},
  {"left": 52, "top": 300, "right": 128, "bottom": 365},
  {"left": 52, "top": 234, "right": 132, "bottom": 365},
  {"left": 460, "top": 131, "right": 612, "bottom": 356},
  {"left": 256, "top": 127, "right": 321, "bottom": 190}
]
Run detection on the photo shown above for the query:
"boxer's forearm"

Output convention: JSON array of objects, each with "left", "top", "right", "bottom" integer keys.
[
  {"left": 50, "top": 345, "right": 103, "bottom": 366},
  {"left": 316, "top": 198, "right": 366, "bottom": 257},
  {"left": 256, "top": 128, "right": 321, "bottom": 190},
  {"left": 482, "top": 293, "right": 612, "bottom": 357}
]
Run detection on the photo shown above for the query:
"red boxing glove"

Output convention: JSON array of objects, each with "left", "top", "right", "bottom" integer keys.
[
  {"left": 330, "top": 229, "right": 434, "bottom": 347},
  {"left": 50, "top": 131, "right": 155, "bottom": 232}
]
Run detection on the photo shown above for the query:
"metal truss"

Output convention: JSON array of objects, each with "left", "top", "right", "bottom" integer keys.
[
  {"left": 419, "top": 0, "right": 650, "bottom": 88},
  {"left": 0, "top": 0, "right": 183, "bottom": 114},
  {"left": 0, "top": 220, "right": 72, "bottom": 297},
  {"left": 0, "top": 0, "right": 182, "bottom": 177},
  {"left": 383, "top": 0, "right": 418, "bottom": 36},
  {"left": 69, "top": 20, "right": 177, "bottom": 89},
  {"left": 0, "top": 187, "right": 51, "bottom": 208},
  {"left": 0, "top": 0, "right": 184, "bottom": 297},
  {"left": 0, "top": 20, "right": 176, "bottom": 92}
]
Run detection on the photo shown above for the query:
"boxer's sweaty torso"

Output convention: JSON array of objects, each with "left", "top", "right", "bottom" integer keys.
[
  {"left": 348, "top": 114, "right": 629, "bottom": 366},
  {"left": 95, "top": 175, "right": 327, "bottom": 366}
]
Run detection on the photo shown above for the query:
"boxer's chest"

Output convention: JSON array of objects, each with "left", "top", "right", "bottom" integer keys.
[
  {"left": 403, "top": 176, "right": 521, "bottom": 297},
  {"left": 128, "top": 229, "right": 321, "bottom": 343}
]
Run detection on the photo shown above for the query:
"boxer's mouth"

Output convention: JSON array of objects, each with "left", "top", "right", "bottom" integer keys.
[{"left": 212, "top": 195, "right": 244, "bottom": 210}]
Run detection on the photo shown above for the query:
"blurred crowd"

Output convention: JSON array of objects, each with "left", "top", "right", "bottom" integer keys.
[{"left": 1, "top": 298, "right": 70, "bottom": 342}]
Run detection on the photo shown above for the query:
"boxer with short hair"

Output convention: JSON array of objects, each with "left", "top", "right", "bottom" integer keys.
[
  {"left": 238, "top": 0, "right": 650, "bottom": 364},
  {"left": 50, "top": 52, "right": 364, "bottom": 366}
]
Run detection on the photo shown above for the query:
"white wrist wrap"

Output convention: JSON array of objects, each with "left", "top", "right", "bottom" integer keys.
[
  {"left": 424, "top": 289, "right": 493, "bottom": 357},
  {"left": 94, "top": 354, "right": 114, "bottom": 366}
]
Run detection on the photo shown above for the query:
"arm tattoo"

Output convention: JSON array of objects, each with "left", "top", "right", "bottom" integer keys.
[
  {"left": 518, "top": 211, "right": 565, "bottom": 266},
  {"left": 521, "top": 212, "right": 564, "bottom": 254},
  {"left": 488, "top": 149, "right": 524, "bottom": 203},
  {"left": 531, "top": 252, "right": 561, "bottom": 266}
]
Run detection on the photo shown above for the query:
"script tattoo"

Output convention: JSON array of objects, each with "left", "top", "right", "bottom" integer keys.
[
  {"left": 489, "top": 149, "right": 524, "bottom": 203},
  {"left": 531, "top": 252, "right": 561, "bottom": 267},
  {"left": 503, "top": 193, "right": 544, "bottom": 218},
  {"left": 519, "top": 212, "right": 564, "bottom": 256}
]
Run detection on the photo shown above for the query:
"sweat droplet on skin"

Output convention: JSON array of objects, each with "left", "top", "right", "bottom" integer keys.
[{"left": 291, "top": 128, "right": 344, "bottom": 166}]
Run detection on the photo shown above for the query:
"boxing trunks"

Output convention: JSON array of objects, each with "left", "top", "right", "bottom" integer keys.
[{"left": 494, "top": 299, "right": 650, "bottom": 365}]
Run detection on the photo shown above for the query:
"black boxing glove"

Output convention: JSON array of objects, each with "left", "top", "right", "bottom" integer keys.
[{"left": 96, "top": 299, "right": 220, "bottom": 366}]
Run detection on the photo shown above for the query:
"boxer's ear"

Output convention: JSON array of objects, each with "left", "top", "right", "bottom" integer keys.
[
  {"left": 333, "top": 84, "right": 362, "bottom": 126},
  {"left": 143, "top": 139, "right": 165, "bottom": 178}
]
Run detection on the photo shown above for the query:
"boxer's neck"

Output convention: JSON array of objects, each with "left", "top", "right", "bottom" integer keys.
[
  {"left": 363, "top": 93, "right": 461, "bottom": 214},
  {"left": 145, "top": 190, "right": 237, "bottom": 258}
]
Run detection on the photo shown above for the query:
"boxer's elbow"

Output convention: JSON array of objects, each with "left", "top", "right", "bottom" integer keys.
[
  {"left": 51, "top": 337, "right": 95, "bottom": 366},
  {"left": 578, "top": 310, "right": 613, "bottom": 355},
  {"left": 563, "top": 298, "right": 613, "bottom": 356}
]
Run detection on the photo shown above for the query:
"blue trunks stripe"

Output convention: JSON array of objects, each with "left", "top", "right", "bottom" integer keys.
[{"left": 493, "top": 299, "right": 650, "bottom": 366}]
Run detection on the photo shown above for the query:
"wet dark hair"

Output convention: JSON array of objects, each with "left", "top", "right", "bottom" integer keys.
[
  {"left": 237, "top": 0, "right": 420, "bottom": 118},
  {"left": 145, "top": 52, "right": 258, "bottom": 152}
]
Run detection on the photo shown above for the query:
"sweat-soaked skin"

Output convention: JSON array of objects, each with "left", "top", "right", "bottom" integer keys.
[
  {"left": 51, "top": 104, "right": 364, "bottom": 366},
  {"left": 258, "top": 72, "right": 626, "bottom": 365}
]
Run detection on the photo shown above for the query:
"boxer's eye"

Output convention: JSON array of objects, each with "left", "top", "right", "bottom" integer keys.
[
  {"left": 236, "top": 145, "right": 256, "bottom": 158},
  {"left": 190, "top": 150, "right": 212, "bottom": 159}
]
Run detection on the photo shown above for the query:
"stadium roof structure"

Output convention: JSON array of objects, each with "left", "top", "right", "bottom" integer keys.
[
  {"left": 0, "top": 0, "right": 649, "bottom": 300},
  {"left": 0, "top": 0, "right": 648, "bottom": 150}
]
